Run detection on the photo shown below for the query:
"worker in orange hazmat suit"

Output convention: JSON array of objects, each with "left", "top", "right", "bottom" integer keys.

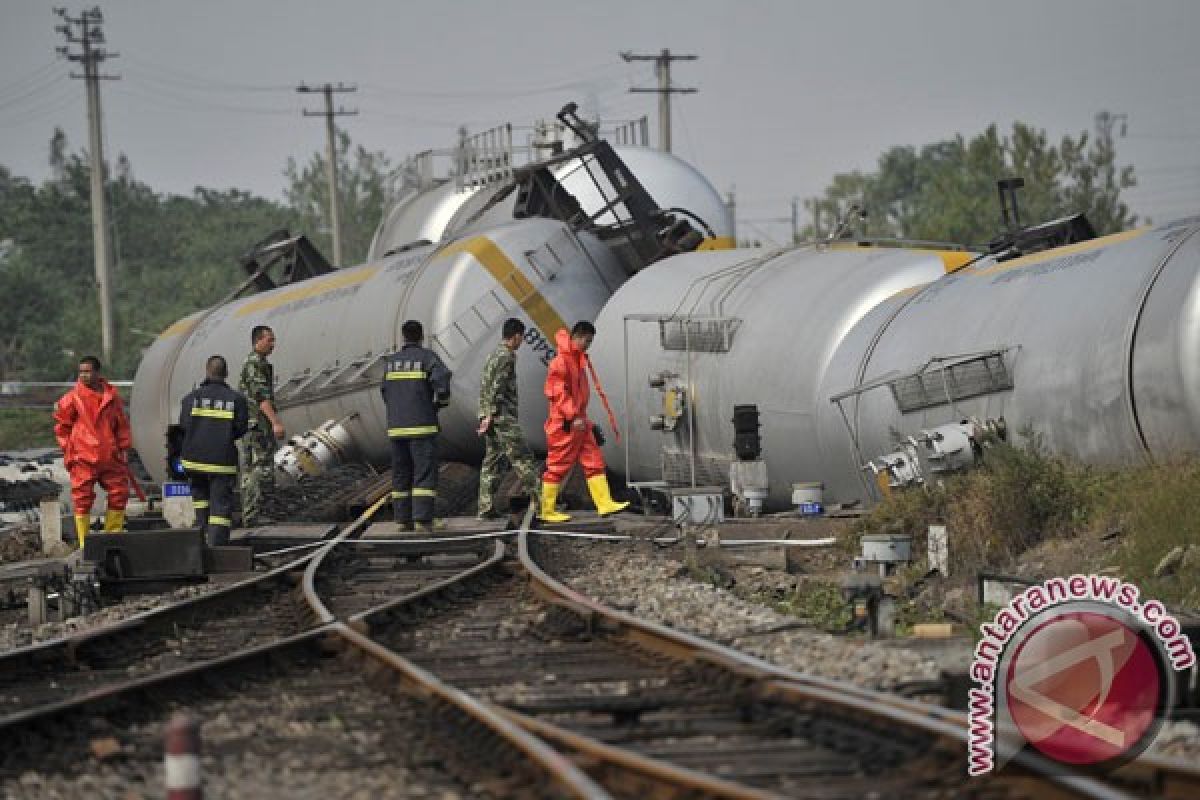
[
  {"left": 541, "top": 321, "right": 629, "bottom": 522},
  {"left": 53, "top": 356, "right": 132, "bottom": 547}
]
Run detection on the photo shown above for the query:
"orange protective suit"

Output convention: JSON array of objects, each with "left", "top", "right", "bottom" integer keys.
[
  {"left": 542, "top": 328, "right": 606, "bottom": 483},
  {"left": 53, "top": 379, "right": 132, "bottom": 514}
]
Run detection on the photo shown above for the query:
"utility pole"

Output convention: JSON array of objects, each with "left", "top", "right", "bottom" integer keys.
[
  {"left": 1094, "top": 110, "right": 1129, "bottom": 154},
  {"left": 297, "top": 82, "right": 357, "bottom": 265},
  {"left": 790, "top": 197, "right": 800, "bottom": 244},
  {"left": 54, "top": 6, "right": 119, "bottom": 366},
  {"left": 725, "top": 188, "right": 737, "bottom": 242},
  {"left": 620, "top": 49, "right": 697, "bottom": 153}
]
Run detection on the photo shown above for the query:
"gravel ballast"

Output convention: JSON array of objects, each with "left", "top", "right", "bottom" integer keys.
[{"left": 543, "top": 536, "right": 1200, "bottom": 762}]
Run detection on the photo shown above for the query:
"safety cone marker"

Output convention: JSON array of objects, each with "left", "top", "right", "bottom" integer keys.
[{"left": 164, "top": 711, "right": 201, "bottom": 799}]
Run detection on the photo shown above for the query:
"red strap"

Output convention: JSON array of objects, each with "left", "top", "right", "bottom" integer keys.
[
  {"left": 584, "top": 356, "right": 621, "bottom": 443},
  {"left": 123, "top": 462, "right": 148, "bottom": 502}
]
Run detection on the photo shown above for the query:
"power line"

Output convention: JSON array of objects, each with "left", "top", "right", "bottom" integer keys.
[
  {"left": 0, "top": 59, "right": 60, "bottom": 100},
  {"left": 620, "top": 49, "right": 697, "bottom": 153},
  {"left": 0, "top": 71, "right": 67, "bottom": 112},
  {"left": 0, "top": 80, "right": 77, "bottom": 119},
  {"left": 122, "top": 54, "right": 292, "bottom": 92},
  {"left": 112, "top": 82, "right": 296, "bottom": 116},
  {"left": 358, "top": 60, "right": 630, "bottom": 100},
  {"left": 297, "top": 82, "right": 357, "bottom": 265}
]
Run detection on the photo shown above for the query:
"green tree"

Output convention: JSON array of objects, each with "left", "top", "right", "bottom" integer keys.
[
  {"left": 1, "top": 131, "right": 300, "bottom": 379},
  {"left": 0, "top": 247, "right": 71, "bottom": 379},
  {"left": 284, "top": 130, "right": 393, "bottom": 265},
  {"left": 804, "top": 115, "right": 1138, "bottom": 247}
]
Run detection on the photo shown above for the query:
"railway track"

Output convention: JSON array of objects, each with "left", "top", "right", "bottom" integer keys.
[
  {"left": 0, "top": 554, "right": 314, "bottom": 716},
  {"left": 0, "top": 498, "right": 604, "bottom": 799},
  {"left": 0, "top": 498, "right": 496, "bottom": 718},
  {"left": 0, "top": 623, "right": 602, "bottom": 798},
  {"left": 2, "top": 490, "right": 1198, "bottom": 797},
  {"left": 346, "top": 526, "right": 1200, "bottom": 799}
]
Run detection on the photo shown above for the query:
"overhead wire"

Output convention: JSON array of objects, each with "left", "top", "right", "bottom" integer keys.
[
  {"left": 1125, "top": 131, "right": 1200, "bottom": 141},
  {"left": 0, "top": 71, "right": 68, "bottom": 112},
  {"left": 675, "top": 94, "right": 702, "bottom": 166},
  {"left": 1133, "top": 164, "right": 1200, "bottom": 176},
  {"left": 110, "top": 82, "right": 297, "bottom": 117},
  {"left": 121, "top": 54, "right": 293, "bottom": 93},
  {"left": 359, "top": 59, "right": 629, "bottom": 100},
  {"left": 0, "top": 82, "right": 81, "bottom": 129},
  {"left": 0, "top": 59, "right": 62, "bottom": 102}
]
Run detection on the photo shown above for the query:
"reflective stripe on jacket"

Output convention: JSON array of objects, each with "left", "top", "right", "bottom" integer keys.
[
  {"left": 381, "top": 343, "right": 452, "bottom": 438},
  {"left": 179, "top": 379, "right": 250, "bottom": 473}
]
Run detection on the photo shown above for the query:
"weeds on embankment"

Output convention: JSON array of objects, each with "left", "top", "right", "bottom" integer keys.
[{"left": 850, "top": 434, "right": 1200, "bottom": 613}]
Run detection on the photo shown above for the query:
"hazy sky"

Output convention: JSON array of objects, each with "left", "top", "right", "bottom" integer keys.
[{"left": 2, "top": 0, "right": 1198, "bottom": 245}]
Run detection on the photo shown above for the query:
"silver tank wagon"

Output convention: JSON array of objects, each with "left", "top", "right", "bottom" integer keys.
[
  {"left": 587, "top": 244, "right": 966, "bottom": 508},
  {"left": 588, "top": 216, "right": 1200, "bottom": 509},
  {"left": 132, "top": 145, "right": 732, "bottom": 484},
  {"left": 817, "top": 216, "right": 1200, "bottom": 503}
]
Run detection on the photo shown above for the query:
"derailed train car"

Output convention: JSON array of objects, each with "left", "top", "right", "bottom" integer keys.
[
  {"left": 131, "top": 107, "right": 734, "bottom": 484},
  {"left": 133, "top": 104, "right": 1200, "bottom": 513},
  {"left": 587, "top": 216, "right": 1200, "bottom": 509}
]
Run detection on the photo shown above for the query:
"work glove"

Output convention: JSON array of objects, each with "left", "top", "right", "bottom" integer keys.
[{"left": 592, "top": 424, "right": 606, "bottom": 446}]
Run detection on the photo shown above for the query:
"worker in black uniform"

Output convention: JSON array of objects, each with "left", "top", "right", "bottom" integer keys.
[
  {"left": 179, "top": 355, "right": 249, "bottom": 546},
  {"left": 382, "top": 320, "right": 452, "bottom": 532}
]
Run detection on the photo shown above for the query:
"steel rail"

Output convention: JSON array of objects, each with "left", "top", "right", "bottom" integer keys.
[
  {"left": 334, "top": 623, "right": 610, "bottom": 799},
  {"left": 0, "top": 623, "right": 609, "bottom": 799},
  {"left": 504, "top": 707, "right": 779, "bottom": 800},
  {"left": 515, "top": 531, "right": 1190, "bottom": 799},
  {"left": 346, "top": 537, "right": 508, "bottom": 632},
  {"left": 301, "top": 492, "right": 391, "bottom": 624},
  {"left": 0, "top": 549, "right": 315, "bottom": 701}
]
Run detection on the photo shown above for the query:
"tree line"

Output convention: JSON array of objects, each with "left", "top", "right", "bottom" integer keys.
[
  {"left": 801, "top": 115, "right": 1137, "bottom": 245},
  {"left": 0, "top": 128, "right": 392, "bottom": 380}
]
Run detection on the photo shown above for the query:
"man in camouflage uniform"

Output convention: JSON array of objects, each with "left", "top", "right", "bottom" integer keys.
[
  {"left": 477, "top": 317, "right": 540, "bottom": 519},
  {"left": 239, "top": 325, "right": 284, "bottom": 526}
]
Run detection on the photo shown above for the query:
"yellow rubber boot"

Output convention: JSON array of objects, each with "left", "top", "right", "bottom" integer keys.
[
  {"left": 587, "top": 475, "right": 630, "bottom": 516},
  {"left": 540, "top": 482, "right": 571, "bottom": 523},
  {"left": 103, "top": 509, "right": 126, "bottom": 532},
  {"left": 74, "top": 515, "right": 90, "bottom": 549}
]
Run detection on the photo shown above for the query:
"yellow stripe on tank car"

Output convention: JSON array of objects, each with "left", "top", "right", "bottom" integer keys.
[
  {"left": 827, "top": 242, "right": 977, "bottom": 273},
  {"left": 933, "top": 251, "right": 976, "bottom": 272},
  {"left": 160, "top": 316, "right": 200, "bottom": 339},
  {"left": 436, "top": 236, "right": 568, "bottom": 341},
  {"left": 970, "top": 227, "right": 1150, "bottom": 276},
  {"left": 234, "top": 267, "right": 379, "bottom": 317},
  {"left": 696, "top": 236, "right": 736, "bottom": 250}
]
